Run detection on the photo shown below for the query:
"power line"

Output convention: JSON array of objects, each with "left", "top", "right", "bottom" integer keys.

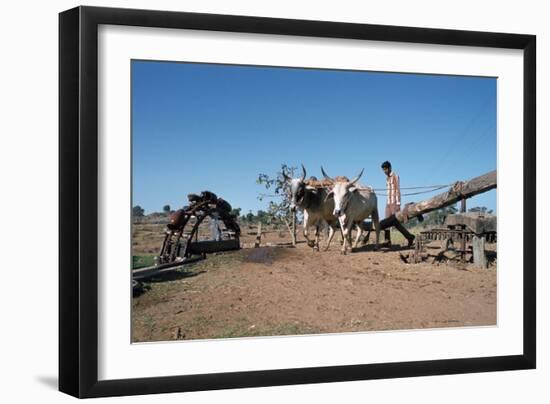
[{"left": 424, "top": 96, "right": 495, "bottom": 184}]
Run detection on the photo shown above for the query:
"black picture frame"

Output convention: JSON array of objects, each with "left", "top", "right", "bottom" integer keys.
[{"left": 59, "top": 5, "right": 536, "bottom": 398}]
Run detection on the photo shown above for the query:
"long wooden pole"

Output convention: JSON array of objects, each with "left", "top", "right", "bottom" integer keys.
[
  {"left": 380, "top": 170, "right": 496, "bottom": 230},
  {"left": 395, "top": 170, "right": 496, "bottom": 223}
]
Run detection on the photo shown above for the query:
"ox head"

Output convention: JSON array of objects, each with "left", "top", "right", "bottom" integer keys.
[
  {"left": 283, "top": 164, "right": 309, "bottom": 212},
  {"left": 321, "top": 167, "right": 364, "bottom": 217}
]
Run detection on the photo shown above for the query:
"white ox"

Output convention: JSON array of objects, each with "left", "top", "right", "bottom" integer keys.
[
  {"left": 322, "top": 167, "right": 380, "bottom": 254},
  {"left": 284, "top": 165, "right": 341, "bottom": 251}
]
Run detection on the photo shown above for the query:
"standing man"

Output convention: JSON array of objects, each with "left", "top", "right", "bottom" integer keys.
[{"left": 381, "top": 161, "right": 415, "bottom": 247}]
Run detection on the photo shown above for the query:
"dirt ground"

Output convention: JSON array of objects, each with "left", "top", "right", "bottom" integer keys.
[{"left": 132, "top": 223, "right": 496, "bottom": 342}]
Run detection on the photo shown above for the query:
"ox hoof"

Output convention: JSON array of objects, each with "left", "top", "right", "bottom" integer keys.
[{"left": 340, "top": 250, "right": 347, "bottom": 255}]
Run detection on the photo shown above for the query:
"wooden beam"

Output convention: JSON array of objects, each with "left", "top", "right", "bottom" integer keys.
[
  {"left": 395, "top": 170, "right": 496, "bottom": 223},
  {"left": 132, "top": 256, "right": 204, "bottom": 280}
]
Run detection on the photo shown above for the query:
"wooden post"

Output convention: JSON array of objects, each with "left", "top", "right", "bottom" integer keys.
[
  {"left": 460, "top": 198, "right": 466, "bottom": 262},
  {"left": 472, "top": 235, "right": 487, "bottom": 268},
  {"left": 254, "top": 222, "right": 262, "bottom": 248},
  {"left": 411, "top": 238, "right": 422, "bottom": 263},
  {"left": 291, "top": 211, "right": 297, "bottom": 246}
]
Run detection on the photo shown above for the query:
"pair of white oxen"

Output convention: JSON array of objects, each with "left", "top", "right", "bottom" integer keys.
[{"left": 284, "top": 165, "right": 381, "bottom": 255}]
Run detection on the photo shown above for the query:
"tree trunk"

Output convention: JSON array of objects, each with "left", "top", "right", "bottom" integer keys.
[{"left": 254, "top": 222, "right": 262, "bottom": 248}]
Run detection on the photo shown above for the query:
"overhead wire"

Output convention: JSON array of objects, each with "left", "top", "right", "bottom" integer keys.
[{"left": 423, "top": 96, "right": 496, "bottom": 185}]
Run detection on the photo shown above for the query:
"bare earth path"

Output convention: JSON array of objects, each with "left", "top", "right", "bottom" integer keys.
[{"left": 132, "top": 241, "right": 496, "bottom": 342}]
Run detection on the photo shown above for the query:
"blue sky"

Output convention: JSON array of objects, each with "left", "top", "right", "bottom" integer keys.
[{"left": 132, "top": 60, "right": 496, "bottom": 216}]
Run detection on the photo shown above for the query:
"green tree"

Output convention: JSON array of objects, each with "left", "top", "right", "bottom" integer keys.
[
  {"left": 244, "top": 211, "right": 255, "bottom": 223},
  {"left": 411, "top": 204, "right": 458, "bottom": 228},
  {"left": 230, "top": 207, "right": 242, "bottom": 218},
  {"left": 469, "top": 206, "right": 493, "bottom": 214},
  {"left": 256, "top": 163, "right": 298, "bottom": 243},
  {"left": 256, "top": 210, "right": 270, "bottom": 224},
  {"left": 163, "top": 204, "right": 171, "bottom": 214},
  {"left": 428, "top": 205, "right": 458, "bottom": 225},
  {"left": 132, "top": 205, "right": 145, "bottom": 217}
]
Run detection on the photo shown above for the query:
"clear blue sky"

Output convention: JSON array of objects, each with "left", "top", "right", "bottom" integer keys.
[{"left": 132, "top": 60, "right": 496, "bottom": 216}]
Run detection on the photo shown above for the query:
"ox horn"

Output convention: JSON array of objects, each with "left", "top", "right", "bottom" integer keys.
[
  {"left": 300, "top": 164, "right": 307, "bottom": 182},
  {"left": 349, "top": 168, "right": 364, "bottom": 185},
  {"left": 321, "top": 166, "right": 333, "bottom": 182},
  {"left": 282, "top": 170, "right": 291, "bottom": 182}
]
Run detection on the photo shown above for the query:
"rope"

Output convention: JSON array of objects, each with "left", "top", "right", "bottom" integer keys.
[
  {"left": 371, "top": 184, "right": 450, "bottom": 192},
  {"left": 261, "top": 184, "right": 453, "bottom": 198},
  {"left": 374, "top": 184, "right": 451, "bottom": 197}
]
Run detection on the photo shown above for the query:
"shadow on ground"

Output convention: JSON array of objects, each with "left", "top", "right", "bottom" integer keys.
[{"left": 351, "top": 243, "right": 412, "bottom": 253}]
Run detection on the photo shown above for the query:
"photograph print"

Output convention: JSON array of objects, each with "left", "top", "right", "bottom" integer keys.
[{"left": 131, "top": 60, "right": 497, "bottom": 343}]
